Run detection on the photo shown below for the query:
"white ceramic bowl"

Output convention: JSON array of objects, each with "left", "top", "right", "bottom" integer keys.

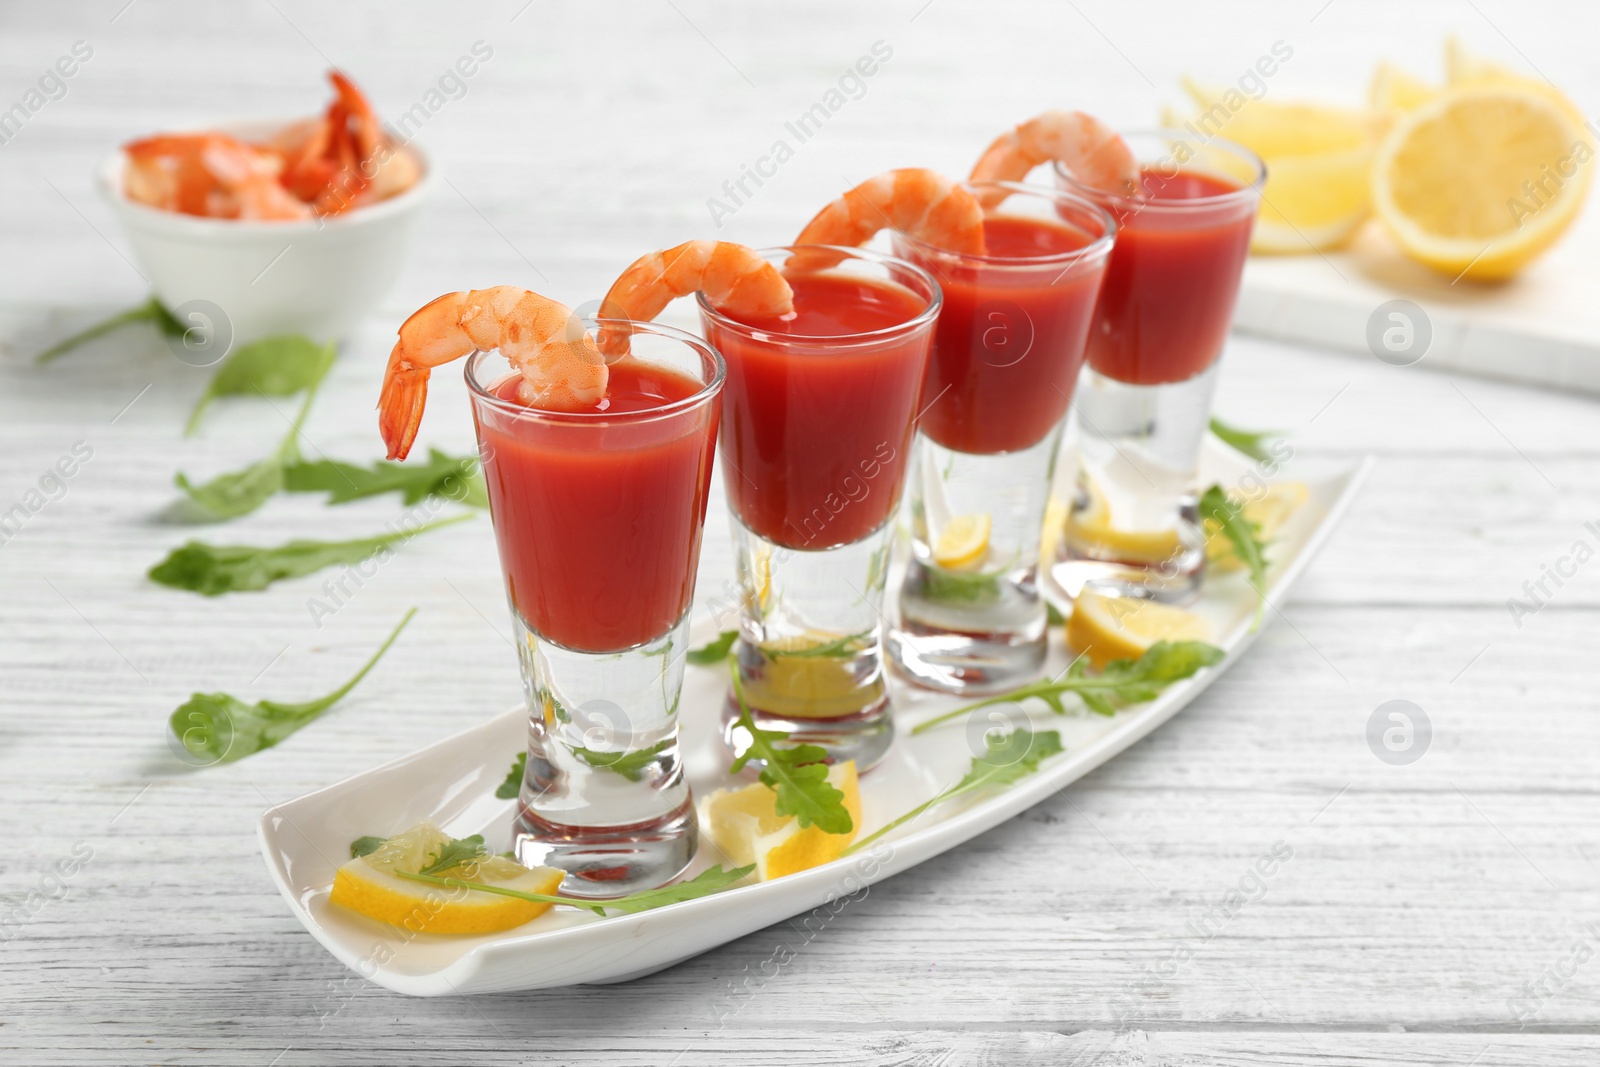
[{"left": 96, "top": 121, "right": 435, "bottom": 348}]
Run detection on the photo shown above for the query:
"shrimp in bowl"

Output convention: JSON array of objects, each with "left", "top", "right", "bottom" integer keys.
[{"left": 122, "top": 71, "right": 422, "bottom": 221}]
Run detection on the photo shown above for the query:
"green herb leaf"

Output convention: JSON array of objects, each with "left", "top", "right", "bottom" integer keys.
[
  {"left": 148, "top": 514, "right": 472, "bottom": 596},
  {"left": 35, "top": 297, "right": 184, "bottom": 364},
  {"left": 174, "top": 375, "right": 324, "bottom": 521},
  {"left": 419, "top": 834, "right": 489, "bottom": 875},
  {"left": 728, "top": 669, "right": 852, "bottom": 835},
  {"left": 1199, "top": 483, "right": 1269, "bottom": 629},
  {"left": 186, "top": 336, "right": 335, "bottom": 436},
  {"left": 395, "top": 862, "right": 754, "bottom": 917},
  {"left": 847, "top": 729, "right": 1064, "bottom": 855},
  {"left": 283, "top": 448, "right": 489, "bottom": 508},
  {"left": 911, "top": 640, "right": 1225, "bottom": 734},
  {"left": 571, "top": 739, "right": 669, "bottom": 782},
  {"left": 686, "top": 630, "right": 738, "bottom": 666},
  {"left": 765, "top": 629, "right": 873, "bottom": 660},
  {"left": 1046, "top": 601, "right": 1066, "bottom": 626},
  {"left": 919, "top": 568, "right": 1002, "bottom": 605},
  {"left": 349, "top": 835, "right": 386, "bottom": 859},
  {"left": 495, "top": 752, "right": 526, "bottom": 799},
  {"left": 168, "top": 608, "right": 415, "bottom": 765},
  {"left": 1209, "top": 417, "right": 1280, "bottom": 464}
]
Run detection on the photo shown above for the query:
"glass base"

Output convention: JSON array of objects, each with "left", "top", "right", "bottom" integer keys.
[
  {"left": 724, "top": 514, "right": 896, "bottom": 771},
  {"left": 1048, "top": 497, "right": 1206, "bottom": 606},
  {"left": 509, "top": 611, "right": 697, "bottom": 898},
  {"left": 721, "top": 685, "right": 894, "bottom": 773},
  {"left": 513, "top": 798, "right": 696, "bottom": 899},
  {"left": 889, "top": 556, "right": 1047, "bottom": 694}
]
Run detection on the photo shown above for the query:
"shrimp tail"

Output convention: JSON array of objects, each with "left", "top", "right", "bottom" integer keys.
[{"left": 378, "top": 342, "right": 428, "bottom": 461}]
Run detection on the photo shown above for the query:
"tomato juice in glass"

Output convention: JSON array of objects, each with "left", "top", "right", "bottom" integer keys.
[
  {"left": 696, "top": 245, "right": 940, "bottom": 771},
  {"left": 887, "top": 183, "right": 1115, "bottom": 694},
  {"left": 475, "top": 360, "right": 717, "bottom": 653},
  {"left": 467, "top": 320, "right": 723, "bottom": 898},
  {"left": 1050, "top": 130, "right": 1264, "bottom": 603}
]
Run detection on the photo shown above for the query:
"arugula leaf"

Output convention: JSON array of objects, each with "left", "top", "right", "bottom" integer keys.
[
  {"left": 283, "top": 448, "right": 489, "bottom": 508},
  {"left": 846, "top": 729, "right": 1064, "bottom": 855},
  {"left": 186, "top": 336, "right": 335, "bottom": 436},
  {"left": 495, "top": 752, "right": 526, "bottom": 799},
  {"left": 35, "top": 297, "right": 184, "bottom": 364},
  {"left": 727, "top": 669, "right": 852, "bottom": 834},
  {"left": 396, "top": 862, "right": 754, "bottom": 917},
  {"left": 168, "top": 608, "right": 415, "bottom": 765},
  {"left": 765, "top": 629, "right": 874, "bottom": 660},
  {"left": 148, "top": 513, "right": 473, "bottom": 596},
  {"left": 920, "top": 567, "right": 1002, "bottom": 605},
  {"left": 174, "top": 371, "right": 326, "bottom": 521},
  {"left": 1199, "top": 484, "right": 1269, "bottom": 629},
  {"left": 911, "top": 640, "right": 1225, "bottom": 734},
  {"left": 1046, "top": 601, "right": 1066, "bottom": 626},
  {"left": 571, "top": 739, "right": 669, "bottom": 782},
  {"left": 419, "top": 834, "right": 489, "bottom": 875},
  {"left": 686, "top": 630, "right": 738, "bottom": 666},
  {"left": 1209, "top": 417, "right": 1280, "bottom": 464},
  {"left": 349, "top": 836, "right": 386, "bottom": 859}
]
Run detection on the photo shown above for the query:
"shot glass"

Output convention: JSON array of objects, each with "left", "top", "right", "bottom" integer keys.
[
  {"left": 1048, "top": 130, "right": 1264, "bottom": 603},
  {"left": 887, "top": 183, "right": 1115, "bottom": 693},
  {"left": 469, "top": 319, "right": 723, "bottom": 898},
  {"left": 697, "top": 245, "right": 940, "bottom": 771}
]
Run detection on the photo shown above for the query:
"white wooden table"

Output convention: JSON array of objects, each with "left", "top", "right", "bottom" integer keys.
[{"left": 4, "top": 2, "right": 1599, "bottom": 1063}]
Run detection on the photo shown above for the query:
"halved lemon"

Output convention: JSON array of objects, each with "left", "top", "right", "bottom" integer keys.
[
  {"left": 705, "top": 762, "right": 861, "bottom": 881},
  {"left": 1066, "top": 587, "right": 1211, "bottom": 670},
  {"left": 1372, "top": 86, "right": 1589, "bottom": 280},
  {"left": 1206, "top": 482, "right": 1308, "bottom": 572},
  {"left": 329, "top": 821, "right": 565, "bottom": 935},
  {"left": 934, "top": 513, "right": 991, "bottom": 570}
]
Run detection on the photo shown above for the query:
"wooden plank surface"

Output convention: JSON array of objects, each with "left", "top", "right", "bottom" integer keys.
[{"left": 3, "top": 1, "right": 1599, "bottom": 1064}]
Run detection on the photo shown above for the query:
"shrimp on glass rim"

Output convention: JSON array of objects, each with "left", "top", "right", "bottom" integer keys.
[
  {"left": 790, "top": 168, "right": 986, "bottom": 267},
  {"left": 969, "top": 110, "right": 1139, "bottom": 205},
  {"left": 597, "top": 240, "right": 794, "bottom": 358},
  {"left": 378, "top": 288, "right": 607, "bottom": 461}
]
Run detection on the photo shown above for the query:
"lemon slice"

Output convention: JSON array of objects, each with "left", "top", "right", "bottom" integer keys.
[
  {"left": 934, "top": 513, "right": 991, "bottom": 570},
  {"left": 1040, "top": 495, "right": 1068, "bottom": 565},
  {"left": 1066, "top": 587, "right": 1212, "bottom": 670},
  {"left": 1061, "top": 478, "right": 1180, "bottom": 563},
  {"left": 329, "top": 820, "right": 565, "bottom": 934},
  {"left": 1372, "top": 86, "right": 1589, "bottom": 280},
  {"left": 706, "top": 762, "right": 861, "bottom": 881},
  {"left": 1206, "top": 483, "right": 1308, "bottom": 572}
]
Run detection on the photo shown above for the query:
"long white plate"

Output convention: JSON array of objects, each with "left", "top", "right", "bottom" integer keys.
[{"left": 259, "top": 446, "right": 1372, "bottom": 996}]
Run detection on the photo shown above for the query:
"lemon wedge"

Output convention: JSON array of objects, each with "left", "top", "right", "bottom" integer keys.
[
  {"left": 934, "top": 513, "right": 991, "bottom": 570},
  {"left": 706, "top": 762, "right": 861, "bottom": 881},
  {"left": 1066, "top": 587, "right": 1212, "bottom": 670},
  {"left": 1061, "top": 477, "right": 1180, "bottom": 563},
  {"left": 1174, "top": 78, "right": 1380, "bottom": 252},
  {"left": 329, "top": 820, "right": 565, "bottom": 935},
  {"left": 1370, "top": 61, "right": 1438, "bottom": 114},
  {"left": 1372, "top": 86, "right": 1589, "bottom": 280},
  {"left": 1206, "top": 483, "right": 1308, "bottom": 572}
]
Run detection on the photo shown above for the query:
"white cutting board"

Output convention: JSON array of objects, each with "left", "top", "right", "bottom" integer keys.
[{"left": 1234, "top": 205, "right": 1600, "bottom": 395}]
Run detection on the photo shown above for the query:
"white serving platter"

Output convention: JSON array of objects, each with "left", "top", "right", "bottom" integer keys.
[{"left": 258, "top": 444, "right": 1373, "bottom": 996}]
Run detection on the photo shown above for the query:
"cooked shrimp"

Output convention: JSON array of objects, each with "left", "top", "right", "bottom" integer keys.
[
  {"left": 122, "top": 71, "right": 421, "bottom": 221},
  {"left": 790, "top": 168, "right": 985, "bottom": 266},
  {"left": 597, "top": 241, "right": 794, "bottom": 357},
  {"left": 378, "top": 288, "right": 607, "bottom": 461},
  {"left": 969, "top": 111, "right": 1138, "bottom": 201},
  {"left": 124, "top": 133, "right": 312, "bottom": 221}
]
